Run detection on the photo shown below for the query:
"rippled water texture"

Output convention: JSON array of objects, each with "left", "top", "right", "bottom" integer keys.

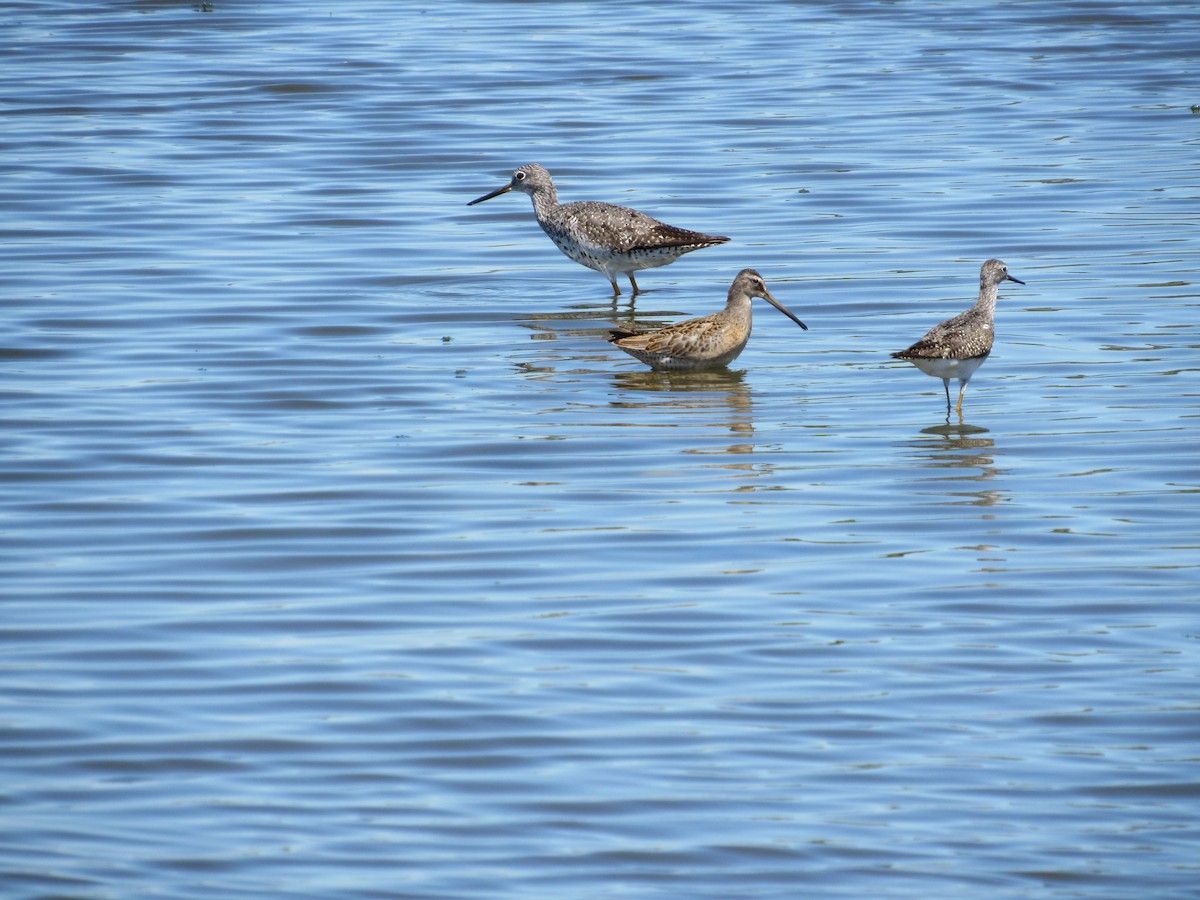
[{"left": 3, "top": 1, "right": 1199, "bottom": 896}]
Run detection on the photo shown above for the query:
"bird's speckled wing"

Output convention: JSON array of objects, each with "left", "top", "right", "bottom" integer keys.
[
  {"left": 560, "top": 202, "right": 727, "bottom": 253},
  {"left": 614, "top": 316, "right": 725, "bottom": 356},
  {"left": 895, "top": 310, "right": 992, "bottom": 360},
  {"left": 632, "top": 222, "right": 729, "bottom": 252}
]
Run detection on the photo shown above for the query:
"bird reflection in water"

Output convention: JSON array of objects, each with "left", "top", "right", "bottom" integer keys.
[
  {"left": 610, "top": 368, "right": 755, "bottom": 438},
  {"left": 908, "top": 423, "right": 1005, "bottom": 508}
]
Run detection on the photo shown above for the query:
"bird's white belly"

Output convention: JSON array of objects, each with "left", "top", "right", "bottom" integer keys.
[{"left": 910, "top": 355, "right": 987, "bottom": 381}]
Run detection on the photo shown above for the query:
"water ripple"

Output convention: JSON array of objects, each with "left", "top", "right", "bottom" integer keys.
[{"left": 2, "top": 0, "right": 1199, "bottom": 897}]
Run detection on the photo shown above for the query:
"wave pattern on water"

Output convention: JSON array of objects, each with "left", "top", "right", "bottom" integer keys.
[{"left": 2, "top": 1, "right": 1199, "bottom": 897}]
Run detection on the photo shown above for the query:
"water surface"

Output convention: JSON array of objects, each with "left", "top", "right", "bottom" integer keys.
[{"left": 2, "top": 1, "right": 1198, "bottom": 897}]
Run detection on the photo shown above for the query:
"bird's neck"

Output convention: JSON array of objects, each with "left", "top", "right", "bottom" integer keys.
[
  {"left": 974, "top": 282, "right": 1000, "bottom": 316},
  {"left": 529, "top": 184, "right": 559, "bottom": 217},
  {"left": 724, "top": 292, "right": 754, "bottom": 322}
]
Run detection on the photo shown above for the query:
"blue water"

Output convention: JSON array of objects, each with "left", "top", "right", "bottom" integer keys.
[{"left": 3, "top": 1, "right": 1198, "bottom": 897}]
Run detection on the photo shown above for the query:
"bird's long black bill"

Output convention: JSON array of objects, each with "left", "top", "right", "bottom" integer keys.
[
  {"left": 1006, "top": 274, "right": 1025, "bottom": 284},
  {"left": 467, "top": 183, "right": 512, "bottom": 206},
  {"left": 764, "top": 292, "right": 809, "bottom": 331}
]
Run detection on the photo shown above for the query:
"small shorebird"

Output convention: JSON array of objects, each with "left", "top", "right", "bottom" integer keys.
[
  {"left": 467, "top": 163, "right": 729, "bottom": 296},
  {"left": 891, "top": 258, "right": 1025, "bottom": 417},
  {"left": 607, "top": 268, "right": 807, "bottom": 370}
]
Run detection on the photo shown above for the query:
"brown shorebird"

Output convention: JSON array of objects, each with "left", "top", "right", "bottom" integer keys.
[
  {"left": 891, "top": 258, "right": 1025, "bottom": 417},
  {"left": 468, "top": 164, "right": 729, "bottom": 296},
  {"left": 607, "top": 269, "right": 807, "bottom": 370}
]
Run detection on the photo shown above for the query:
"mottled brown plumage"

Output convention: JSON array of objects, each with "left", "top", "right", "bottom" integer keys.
[
  {"left": 468, "top": 164, "right": 729, "bottom": 296},
  {"left": 608, "top": 269, "right": 807, "bottom": 370},
  {"left": 892, "top": 259, "right": 1025, "bottom": 417}
]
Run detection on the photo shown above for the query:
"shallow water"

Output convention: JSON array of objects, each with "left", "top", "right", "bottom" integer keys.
[{"left": 2, "top": 1, "right": 1199, "bottom": 897}]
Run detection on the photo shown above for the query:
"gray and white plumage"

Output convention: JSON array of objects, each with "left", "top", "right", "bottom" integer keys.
[
  {"left": 608, "top": 268, "right": 807, "bottom": 370},
  {"left": 468, "top": 164, "right": 729, "bottom": 296},
  {"left": 891, "top": 258, "right": 1025, "bottom": 417}
]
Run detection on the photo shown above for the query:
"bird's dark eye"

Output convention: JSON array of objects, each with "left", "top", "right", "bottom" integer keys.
[{"left": 514, "top": 171, "right": 526, "bottom": 182}]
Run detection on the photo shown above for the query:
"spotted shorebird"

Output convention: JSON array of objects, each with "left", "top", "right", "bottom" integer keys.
[
  {"left": 607, "top": 268, "right": 807, "bottom": 370},
  {"left": 468, "top": 164, "right": 729, "bottom": 296},
  {"left": 891, "top": 259, "right": 1025, "bottom": 417}
]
